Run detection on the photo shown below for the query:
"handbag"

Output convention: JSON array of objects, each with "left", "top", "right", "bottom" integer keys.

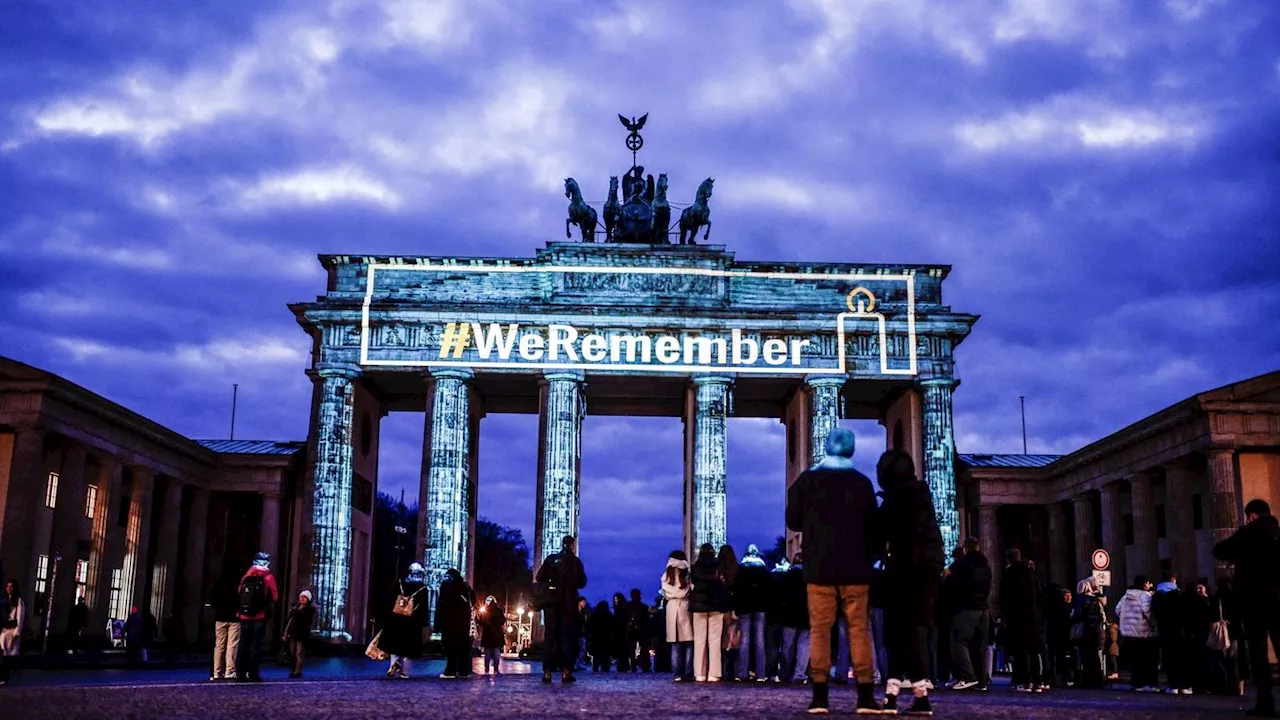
[
  {"left": 365, "top": 630, "right": 388, "bottom": 661},
  {"left": 393, "top": 583, "right": 425, "bottom": 618},
  {"left": 1207, "top": 601, "right": 1231, "bottom": 653},
  {"left": 278, "top": 642, "right": 295, "bottom": 668},
  {"left": 1068, "top": 621, "right": 1085, "bottom": 642}
]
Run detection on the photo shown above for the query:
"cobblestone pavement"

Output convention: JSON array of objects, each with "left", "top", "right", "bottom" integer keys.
[{"left": 3, "top": 658, "right": 1261, "bottom": 718}]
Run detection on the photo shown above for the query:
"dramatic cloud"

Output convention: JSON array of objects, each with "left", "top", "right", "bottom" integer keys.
[{"left": 2, "top": 0, "right": 1277, "bottom": 598}]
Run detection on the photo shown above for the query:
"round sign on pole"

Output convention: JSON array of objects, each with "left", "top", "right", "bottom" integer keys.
[{"left": 1091, "top": 549, "right": 1110, "bottom": 571}]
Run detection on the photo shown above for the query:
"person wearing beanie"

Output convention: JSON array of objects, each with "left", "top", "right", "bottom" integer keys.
[
  {"left": 786, "top": 427, "right": 882, "bottom": 715},
  {"left": 282, "top": 590, "right": 316, "bottom": 678},
  {"left": 236, "top": 551, "right": 279, "bottom": 682},
  {"left": 876, "top": 449, "right": 945, "bottom": 716},
  {"left": 381, "top": 563, "right": 430, "bottom": 679},
  {"left": 1116, "top": 576, "right": 1157, "bottom": 692}
]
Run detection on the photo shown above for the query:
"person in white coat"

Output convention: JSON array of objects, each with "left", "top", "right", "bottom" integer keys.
[
  {"left": 1116, "top": 575, "right": 1158, "bottom": 692},
  {"left": 1, "top": 580, "right": 25, "bottom": 686},
  {"left": 662, "top": 551, "right": 695, "bottom": 681}
]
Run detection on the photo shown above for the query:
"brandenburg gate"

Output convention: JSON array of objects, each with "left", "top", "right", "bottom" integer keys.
[{"left": 289, "top": 120, "right": 978, "bottom": 639}]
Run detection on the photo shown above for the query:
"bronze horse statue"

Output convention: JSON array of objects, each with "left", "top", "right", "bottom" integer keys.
[
  {"left": 565, "top": 177, "right": 597, "bottom": 242},
  {"left": 603, "top": 176, "right": 621, "bottom": 242},
  {"left": 679, "top": 178, "right": 714, "bottom": 244},
  {"left": 651, "top": 173, "right": 670, "bottom": 243}
]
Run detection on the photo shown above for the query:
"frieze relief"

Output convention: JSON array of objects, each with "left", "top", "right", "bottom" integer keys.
[{"left": 555, "top": 271, "right": 724, "bottom": 299}]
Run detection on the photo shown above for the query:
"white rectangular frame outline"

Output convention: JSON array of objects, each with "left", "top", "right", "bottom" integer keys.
[{"left": 358, "top": 263, "right": 917, "bottom": 376}]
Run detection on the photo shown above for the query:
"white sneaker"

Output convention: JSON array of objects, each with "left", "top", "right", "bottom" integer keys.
[
  {"left": 695, "top": 676, "right": 707, "bottom": 682},
  {"left": 952, "top": 680, "right": 979, "bottom": 691},
  {"left": 1180, "top": 688, "right": 1194, "bottom": 695},
  {"left": 439, "top": 673, "right": 456, "bottom": 679}
]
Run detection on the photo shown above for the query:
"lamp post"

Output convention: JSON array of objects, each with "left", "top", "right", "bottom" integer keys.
[{"left": 393, "top": 524, "right": 407, "bottom": 577}]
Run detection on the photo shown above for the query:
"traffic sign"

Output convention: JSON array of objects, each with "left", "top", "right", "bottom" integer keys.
[
  {"left": 1091, "top": 549, "right": 1110, "bottom": 571},
  {"left": 1092, "top": 569, "right": 1112, "bottom": 588}
]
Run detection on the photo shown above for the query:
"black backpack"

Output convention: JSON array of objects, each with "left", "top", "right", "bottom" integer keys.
[{"left": 238, "top": 575, "right": 267, "bottom": 616}]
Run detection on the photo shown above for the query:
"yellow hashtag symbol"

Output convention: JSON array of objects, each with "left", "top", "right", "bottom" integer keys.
[{"left": 438, "top": 322, "right": 472, "bottom": 359}]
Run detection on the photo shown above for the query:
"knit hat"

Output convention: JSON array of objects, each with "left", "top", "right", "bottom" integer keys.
[
  {"left": 406, "top": 563, "right": 426, "bottom": 584},
  {"left": 253, "top": 552, "right": 271, "bottom": 569},
  {"left": 299, "top": 590, "right": 313, "bottom": 602},
  {"left": 825, "top": 427, "right": 855, "bottom": 458},
  {"left": 746, "top": 544, "right": 761, "bottom": 557}
]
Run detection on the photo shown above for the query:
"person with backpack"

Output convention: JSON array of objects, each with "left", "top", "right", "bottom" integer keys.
[
  {"left": 236, "top": 552, "right": 279, "bottom": 682},
  {"left": 380, "top": 563, "right": 429, "bottom": 679},
  {"left": 1213, "top": 498, "right": 1280, "bottom": 717},
  {"left": 535, "top": 535, "right": 587, "bottom": 684}
]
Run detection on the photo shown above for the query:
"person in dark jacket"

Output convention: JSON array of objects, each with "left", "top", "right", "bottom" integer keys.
[
  {"left": 1213, "top": 498, "right": 1280, "bottom": 717},
  {"left": 479, "top": 596, "right": 505, "bottom": 675},
  {"left": 282, "top": 590, "right": 316, "bottom": 678},
  {"left": 1073, "top": 577, "right": 1107, "bottom": 689},
  {"left": 67, "top": 596, "right": 89, "bottom": 655},
  {"left": 587, "top": 601, "right": 614, "bottom": 672},
  {"left": 1215, "top": 577, "right": 1247, "bottom": 697},
  {"left": 381, "top": 563, "right": 430, "bottom": 679},
  {"left": 936, "top": 545, "right": 964, "bottom": 684},
  {"left": 625, "top": 589, "right": 652, "bottom": 672},
  {"left": 690, "top": 542, "right": 732, "bottom": 681},
  {"left": 611, "top": 593, "right": 632, "bottom": 672},
  {"left": 1151, "top": 572, "right": 1190, "bottom": 693},
  {"left": 948, "top": 537, "right": 992, "bottom": 690},
  {"left": 435, "top": 568, "right": 475, "bottom": 679},
  {"left": 1045, "top": 587, "right": 1074, "bottom": 687},
  {"left": 999, "top": 549, "right": 1043, "bottom": 692},
  {"left": 535, "top": 535, "right": 587, "bottom": 683},
  {"left": 785, "top": 426, "right": 881, "bottom": 714},
  {"left": 733, "top": 544, "right": 771, "bottom": 682},
  {"left": 875, "top": 449, "right": 945, "bottom": 715},
  {"left": 777, "top": 552, "right": 811, "bottom": 683}
]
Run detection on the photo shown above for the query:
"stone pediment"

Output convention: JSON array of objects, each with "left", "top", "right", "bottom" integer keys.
[{"left": 1197, "top": 370, "right": 1280, "bottom": 406}]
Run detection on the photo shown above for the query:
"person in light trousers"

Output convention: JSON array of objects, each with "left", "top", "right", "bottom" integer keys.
[
  {"left": 209, "top": 574, "right": 240, "bottom": 681},
  {"left": 689, "top": 543, "right": 731, "bottom": 681}
]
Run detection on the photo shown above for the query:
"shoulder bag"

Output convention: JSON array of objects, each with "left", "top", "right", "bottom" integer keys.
[{"left": 1207, "top": 600, "right": 1231, "bottom": 653}]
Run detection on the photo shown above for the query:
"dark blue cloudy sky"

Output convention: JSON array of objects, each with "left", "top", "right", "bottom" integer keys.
[{"left": 2, "top": 0, "right": 1278, "bottom": 603}]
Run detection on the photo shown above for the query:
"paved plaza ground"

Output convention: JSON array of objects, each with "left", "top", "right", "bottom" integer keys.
[{"left": 1, "top": 657, "right": 1264, "bottom": 718}]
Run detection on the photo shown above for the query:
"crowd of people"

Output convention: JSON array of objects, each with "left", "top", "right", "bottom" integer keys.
[{"left": 3, "top": 426, "right": 1277, "bottom": 718}]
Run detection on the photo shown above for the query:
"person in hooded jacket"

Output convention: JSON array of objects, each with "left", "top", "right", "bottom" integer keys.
[
  {"left": 479, "top": 596, "right": 506, "bottom": 675},
  {"left": 1116, "top": 576, "right": 1158, "bottom": 692},
  {"left": 1072, "top": 577, "right": 1107, "bottom": 689},
  {"left": 282, "top": 590, "right": 316, "bottom": 678},
  {"left": 876, "top": 449, "right": 946, "bottom": 716},
  {"left": 1213, "top": 498, "right": 1280, "bottom": 717},
  {"left": 733, "top": 544, "right": 772, "bottom": 682},
  {"left": 690, "top": 543, "right": 731, "bottom": 682},
  {"left": 625, "top": 589, "right": 652, "bottom": 672},
  {"left": 436, "top": 568, "right": 475, "bottom": 679},
  {"left": 535, "top": 535, "right": 587, "bottom": 683},
  {"left": 662, "top": 550, "right": 695, "bottom": 681},
  {"left": 381, "top": 563, "right": 430, "bottom": 679},
  {"left": 999, "top": 548, "right": 1043, "bottom": 693},
  {"left": 236, "top": 552, "right": 278, "bottom": 682},
  {"left": 1151, "top": 573, "right": 1191, "bottom": 694}
]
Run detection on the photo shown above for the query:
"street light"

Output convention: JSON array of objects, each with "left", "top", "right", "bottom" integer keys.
[{"left": 393, "top": 524, "right": 407, "bottom": 576}]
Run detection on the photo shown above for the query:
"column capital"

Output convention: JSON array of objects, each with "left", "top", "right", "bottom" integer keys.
[
  {"left": 1099, "top": 482, "right": 1121, "bottom": 499},
  {"left": 1071, "top": 492, "right": 1093, "bottom": 506},
  {"left": 426, "top": 366, "right": 474, "bottom": 381},
  {"left": 541, "top": 369, "right": 585, "bottom": 384},
  {"left": 803, "top": 374, "right": 845, "bottom": 389},
  {"left": 1207, "top": 447, "right": 1237, "bottom": 459},
  {"left": 917, "top": 376, "right": 959, "bottom": 390},
  {"left": 313, "top": 363, "right": 362, "bottom": 380},
  {"left": 691, "top": 373, "right": 735, "bottom": 387}
]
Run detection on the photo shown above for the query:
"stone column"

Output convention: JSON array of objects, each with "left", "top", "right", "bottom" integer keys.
[
  {"left": 1129, "top": 472, "right": 1159, "bottom": 582},
  {"left": 260, "top": 493, "right": 282, "bottom": 563},
  {"left": 182, "top": 487, "right": 210, "bottom": 642},
  {"left": 534, "top": 371, "right": 585, "bottom": 569},
  {"left": 684, "top": 374, "right": 733, "bottom": 557},
  {"left": 1206, "top": 449, "right": 1240, "bottom": 576},
  {"left": 921, "top": 378, "right": 961, "bottom": 553},
  {"left": 150, "top": 478, "right": 184, "bottom": 625},
  {"left": 978, "top": 505, "right": 999, "bottom": 604},
  {"left": 1164, "top": 459, "right": 1198, "bottom": 583},
  {"left": 1099, "top": 483, "right": 1127, "bottom": 600},
  {"left": 1072, "top": 494, "right": 1096, "bottom": 587},
  {"left": 87, "top": 457, "right": 121, "bottom": 628},
  {"left": 422, "top": 368, "right": 476, "bottom": 613},
  {"left": 805, "top": 376, "right": 846, "bottom": 466},
  {"left": 0, "top": 427, "right": 46, "bottom": 593},
  {"left": 1047, "top": 502, "right": 1070, "bottom": 589},
  {"left": 123, "top": 468, "right": 155, "bottom": 612},
  {"left": 51, "top": 444, "right": 88, "bottom": 632},
  {"left": 309, "top": 364, "right": 359, "bottom": 640}
]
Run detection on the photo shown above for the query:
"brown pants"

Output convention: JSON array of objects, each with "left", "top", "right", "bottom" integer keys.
[{"left": 807, "top": 584, "right": 874, "bottom": 684}]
